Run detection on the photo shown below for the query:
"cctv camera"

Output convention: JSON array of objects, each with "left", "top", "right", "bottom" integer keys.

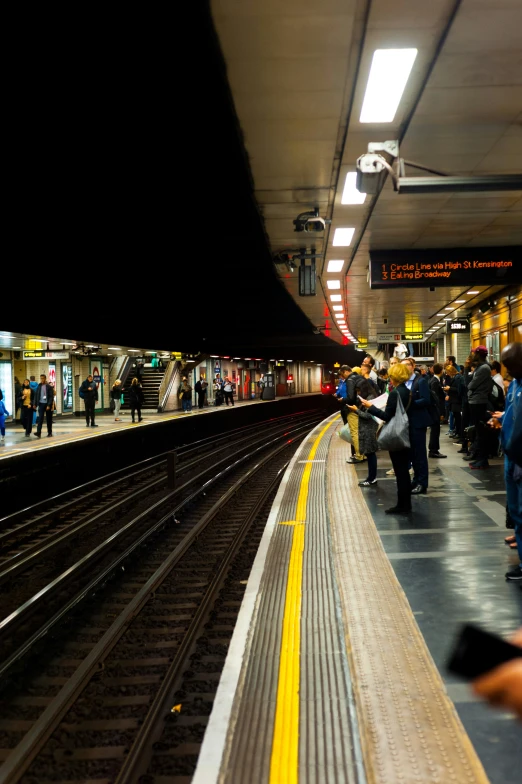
[
  {"left": 293, "top": 209, "right": 330, "bottom": 233},
  {"left": 356, "top": 153, "right": 389, "bottom": 195}
]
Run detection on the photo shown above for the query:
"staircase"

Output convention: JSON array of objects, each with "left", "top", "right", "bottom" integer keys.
[{"left": 122, "top": 365, "right": 166, "bottom": 411}]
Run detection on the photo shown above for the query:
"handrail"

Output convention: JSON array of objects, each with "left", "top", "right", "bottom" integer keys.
[
  {"left": 158, "top": 361, "right": 180, "bottom": 412},
  {"left": 118, "top": 357, "right": 134, "bottom": 388}
]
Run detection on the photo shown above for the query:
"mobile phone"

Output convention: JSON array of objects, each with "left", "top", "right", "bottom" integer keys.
[{"left": 446, "top": 623, "right": 522, "bottom": 680}]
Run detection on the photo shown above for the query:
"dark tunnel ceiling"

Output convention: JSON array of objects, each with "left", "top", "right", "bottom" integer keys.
[{"left": 12, "top": 4, "right": 352, "bottom": 364}]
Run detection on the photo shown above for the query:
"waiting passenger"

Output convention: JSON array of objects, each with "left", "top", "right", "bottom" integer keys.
[
  {"left": 335, "top": 365, "right": 351, "bottom": 424},
  {"left": 359, "top": 362, "right": 412, "bottom": 514},
  {"left": 111, "top": 379, "right": 123, "bottom": 421},
  {"left": 29, "top": 375, "right": 38, "bottom": 425},
  {"left": 214, "top": 375, "right": 224, "bottom": 406},
  {"left": 0, "top": 397, "right": 9, "bottom": 444},
  {"left": 346, "top": 375, "right": 379, "bottom": 487},
  {"left": 34, "top": 374, "right": 54, "bottom": 438},
  {"left": 467, "top": 346, "right": 493, "bottom": 470},
  {"left": 195, "top": 375, "right": 208, "bottom": 409},
  {"left": 444, "top": 365, "right": 464, "bottom": 442},
  {"left": 401, "top": 358, "right": 432, "bottom": 495},
  {"left": 19, "top": 379, "right": 35, "bottom": 437},
  {"left": 80, "top": 374, "right": 99, "bottom": 428},
  {"left": 344, "top": 366, "right": 366, "bottom": 464},
  {"left": 129, "top": 377, "right": 145, "bottom": 421},
  {"left": 223, "top": 377, "right": 235, "bottom": 406},
  {"left": 427, "top": 363, "right": 446, "bottom": 458},
  {"left": 14, "top": 376, "right": 22, "bottom": 423},
  {"left": 179, "top": 378, "right": 193, "bottom": 413},
  {"left": 377, "top": 367, "right": 389, "bottom": 394},
  {"left": 488, "top": 342, "right": 522, "bottom": 583}
]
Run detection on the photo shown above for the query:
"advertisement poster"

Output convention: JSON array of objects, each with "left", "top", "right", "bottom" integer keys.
[
  {"left": 48, "top": 363, "right": 56, "bottom": 408},
  {"left": 62, "top": 364, "right": 73, "bottom": 411}
]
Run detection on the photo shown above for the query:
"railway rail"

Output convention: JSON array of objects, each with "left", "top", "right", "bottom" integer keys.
[{"left": 0, "top": 412, "right": 320, "bottom": 783}]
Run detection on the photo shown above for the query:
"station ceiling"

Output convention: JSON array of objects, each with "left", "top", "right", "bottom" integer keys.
[{"left": 212, "top": 0, "right": 522, "bottom": 348}]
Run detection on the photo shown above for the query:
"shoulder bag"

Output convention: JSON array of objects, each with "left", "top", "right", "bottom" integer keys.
[{"left": 377, "top": 391, "right": 411, "bottom": 451}]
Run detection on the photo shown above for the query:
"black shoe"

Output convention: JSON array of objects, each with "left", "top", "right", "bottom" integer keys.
[
  {"left": 34, "top": 433, "right": 41, "bottom": 438},
  {"left": 86, "top": 424, "right": 90, "bottom": 427},
  {"left": 346, "top": 457, "right": 364, "bottom": 464},
  {"left": 469, "top": 459, "right": 489, "bottom": 470},
  {"left": 428, "top": 452, "right": 447, "bottom": 458},
  {"left": 505, "top": 565, "right": 522, "bottom": 582},
  {"left": 463, "top": 453, "right": 477, "bottom": 460},
  {"left": 25, "top": 433, "right": 30, "bottom": 437},
  {"left": 91, "top": 424, "right": 99, "bottom": 427},
  {"left": 385, "top": 506, "right": 412, "bottom": 515},
  {"left": 411, "top": 484, "right": 427, "bottom": 495},
  {"left": 457, "top": 448, "right": 469, "bottom": 454},
  {"left": 358, "top": 479, "right": 377, "bottom": 487},
  {"left": 47, "top": 433, "right": 53, "bottom": 437}
]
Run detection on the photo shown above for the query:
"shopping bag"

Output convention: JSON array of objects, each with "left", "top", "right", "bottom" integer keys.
[
  {"left": 377, "top": 393, "right": 410, "bottom": 451},
  {"left": 339, "top": 423, "right": 352, "bottom": 444}
]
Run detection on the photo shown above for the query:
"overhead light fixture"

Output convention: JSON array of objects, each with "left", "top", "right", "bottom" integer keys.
[
  {"left": 436, "top": 313, "right": 445, "bottom": 317},
  {"left": 327, "top": 280, "right": 341, "bottom": 289},
  {"left": 444, "top": 318, "right": 451, "bottom": 321},
  {"left": 341, "top": 171, "right": 366, "bottom": 204},
  {"left": 108, "top": 353, "right": 112, "bottom": 356},
  {"left": 467, "top": 291, "right": 479, "bottom": 295},
  {"left": 333, "top": 305, "right": 343, "bottom": 311},
  {"left": 327, "top": 259, "right": 344, "bottom": 273},
  {"left": 108, "top": 347, "right": 121, "bottom": 350},
  {"left": 333, "top": 227, "right": 355, "bottom": 246},
  {"left": 330, "top": 294, "right": 342, "bottom": 302},
  {"left": 445, "top": 307, "right": 453, "bottom": 310},
  {"left": 455, "top": 300, "right": 466, "bottom": 304},
  {"left": 360, "top": 48, "right": 418, "bottom": 123}
]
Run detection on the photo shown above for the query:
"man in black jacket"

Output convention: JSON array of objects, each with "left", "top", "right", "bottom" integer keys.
[
  {"left": 339, "top": 367, "right": 366, "bottom": 462},
  {"left": 80, "top": 375, "right": 99, "bottom": 427},
  {"left": 33, "top": 374, "right": 55, "bottom": 438},
  {"left": 467, "top": 346, "right": 493, "bottom": 469},
  {"left": 428, "top": 363, "right": 447, "bottom": 458},
  {"left": 402, "top": 358, "right": 433, "bottom": 494},
  {"left": 195, "top": 375, "right": 208, "bottom": 409}
]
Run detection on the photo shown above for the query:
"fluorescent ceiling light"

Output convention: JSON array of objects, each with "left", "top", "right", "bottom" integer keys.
[
  {"left": 341, "top": 171, "right": 366, "bottom": 204},
  {"left": 327, "top": 259, "right": 344, "bottom": 273},
  {"left": 445, "top": 307, "right": 453, "bottom": 310},
  {"left": 330, "top": 294, "right": 342, "bottom": 302},
  {"left": 436, "top": 314, "right": 444, "bottom": 317},
  {"left": 333, "top": 227, "right": 355, "bottom": 246},
  {"left": 108, "top": 347, "right": 121, "bottom": 350},
  {"left": 360, "top": 48, "right": 418, "bottom": 123},
  {"left": 467, "top": 291, "right": 479, "bottom": 295},
  {"left": 455, "top": 300, "right": 466, "bottom": 303},
  {"left": 333, "top": 305, "right": 343, "bottom": 311},
  {"left": 327, "top": 280, "right": 341, "bottom": 289},
  {"left": 444, "top": 318, "right": 451, "bottom": 321}
]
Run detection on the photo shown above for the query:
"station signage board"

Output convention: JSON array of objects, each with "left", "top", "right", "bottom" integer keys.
[
  {"left": 377, "top": 333, "right": 424, "bottom": 342},
  {"left": 369, "top": 246, "right": 521, "bottom": 289},
  {"left": 446, "top": 318, "right": 470, "bottom": 334},
  {"left": 23, "top": 350, "right": 70, "bottom": 360}
]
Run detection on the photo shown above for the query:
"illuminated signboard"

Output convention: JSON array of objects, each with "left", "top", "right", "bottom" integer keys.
[
  {"left": 369, "top": 246, "right": 520, "bottom": 289},
  {"left": 377, "top": 333, "right": 424, "bottom": 342},
  {"left": 446, "top": 318, "right": 470, "bottom": 334}
]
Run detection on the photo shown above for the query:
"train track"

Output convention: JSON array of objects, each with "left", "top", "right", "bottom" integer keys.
[
  {"left": 0, "top": 413, "right": 320, "bottom": 782},
  {"left": 0, "top": 411, "right": 319, "bottom": 662}
]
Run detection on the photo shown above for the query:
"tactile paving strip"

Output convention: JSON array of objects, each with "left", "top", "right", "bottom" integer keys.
[
  {"left": 328, "top": 427, "right": 491, "bottom": 784},
  {"left": 220, "top": 417, "right": 360, "bottom": 783}
]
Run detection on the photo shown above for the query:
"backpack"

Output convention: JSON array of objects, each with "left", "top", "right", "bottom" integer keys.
[
  {"left": 79, "top": 388, "right": 85, "bottom": 399},
  {"left": 489, "top": 381, "right": 505, "bottom": 411}
]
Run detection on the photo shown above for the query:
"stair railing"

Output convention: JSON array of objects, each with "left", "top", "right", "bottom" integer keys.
[{"left": 158, "top": 361, "right": 180, "bottom": 412}]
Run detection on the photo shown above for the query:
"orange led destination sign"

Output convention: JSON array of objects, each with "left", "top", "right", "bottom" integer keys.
[{"left": 369, "top": 246, "right": 520, "bottom": 289}]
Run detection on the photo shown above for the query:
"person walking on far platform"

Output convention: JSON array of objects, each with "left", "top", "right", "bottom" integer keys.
[
  {"left": 29, "top": 375, "right": 38, "bottom": 425},
  {"left": 195, "top": 375, "right": 208, "bottom": 409},
  {"left": 111, "top": 379, "right": 123, "bottom": 421},
  {"left": 129, "top": 377, "right": 145, "bottom": 422},
  {"left": 80, "top": 374, "right": 99, "bottom": 428},
  {"left": 179, "top": 377, "right": 193, "bottom": 413},
  {"left": 33, "top": 374, "right": 54, "bottom": 438}
]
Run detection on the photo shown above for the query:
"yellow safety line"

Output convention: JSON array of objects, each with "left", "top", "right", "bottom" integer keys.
[{"left": 270, "top": 418, "right": 336, "bottom": 784}]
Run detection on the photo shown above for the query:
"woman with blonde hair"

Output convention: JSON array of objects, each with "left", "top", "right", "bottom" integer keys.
[
  {"left": 111, "top": 379, "right": 124, "bottom": 421},
  {"left": 359, "top": 362, "right": 412, "bottom": 515}
]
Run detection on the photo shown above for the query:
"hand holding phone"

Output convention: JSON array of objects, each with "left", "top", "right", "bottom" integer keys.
[{"left": 447, "top": 623, "right": 522, "bottom": 681}]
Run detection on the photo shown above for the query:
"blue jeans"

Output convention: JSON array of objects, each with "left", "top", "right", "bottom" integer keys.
[
  {"left": 505, "top": 457, "right": 522, "bottom": 566},
  {"left": 182, "top": 398, "right": 192, "bottom": 412}
]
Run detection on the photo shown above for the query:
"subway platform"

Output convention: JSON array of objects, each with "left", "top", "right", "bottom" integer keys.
[{"left": 194, "top": 416, "right": 522, "bottom": 784}]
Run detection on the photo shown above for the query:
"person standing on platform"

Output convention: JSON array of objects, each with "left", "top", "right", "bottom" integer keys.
[
  {"left": 111, "top": 379, "right": 123, "bottom": 421},
  {"left": 0, "top": 397, "right": 9, "bottom": 444},
  {"left": 362, "top": 355, "right": 378, "bottom": 384},
  {"left": 467, "top": 346, "right": 493, "bottom": 470},
  {"left": 223, "top": 377, "right": 235, "bottom": 406},
  {"left": 33, "top": 374, "right": 54, "bottom": 438},
  {"left": 428, "top": 363, "right": 446, "bottom": 458},
  {"left": 402, "top": 358, "right": 432, "bottom": 495},
  {"left": 488, "top": 342, "right": 522, "bottom": 583},
  {"left": 195, "top": 375, "right": 208, "bottom": 409},
  {"left": 129, "top": 377, "right": 145, "bottom": 421},
  {"left": 213, "top": 375, "right": 224, "bottom": 406},
  {"left": 29, "top": 375, "right": 38, "bottom": 425},
  {"left": 14, "top": 377, "right": 22, "bottom": 423},
  {"left": 346, "top": 375, "right": 379, "bottom": 487},
  {"left": 359, "top": 362, "right": 412, "bottom": 514},
  {"left": 444, "top": 365, "right": 464, "bottom": 442},
  {"left": 19, "top": 379, "right": 35, "bottom": 437},
  {"left": 80, "top": 374, "right": 99, "bottom": 428},
  {"left": 335, "top": 365, "right": 351, "bottom": 424}
]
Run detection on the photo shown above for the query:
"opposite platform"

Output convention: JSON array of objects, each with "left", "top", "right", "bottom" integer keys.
[{"left": 194, "top": 414, "right": 497, "bottom": 784}]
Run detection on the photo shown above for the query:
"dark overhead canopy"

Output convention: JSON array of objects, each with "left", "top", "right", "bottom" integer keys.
[{"left": 10, "top": 3, "right": 342, "bottom": 363}]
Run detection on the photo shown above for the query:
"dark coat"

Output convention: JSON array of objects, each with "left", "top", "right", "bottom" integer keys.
[
  {"left": 353, "top": 408, "right": 379, "bottom": 454},
  {"left": 369, "top": 383, "right": 410, "bottom": 424},
  {"left": 446, "top": 375, "right": 464, "bottom": 413},
  {"left": 35, "top": 383, "right": 55, "bottom": 407},
  {"left": 408, "top": 375, "right": 433, "bottom": 429},
  {"left": 128, "top": 383, "right": 144, "bottom": 405},
  {"left": 429, "top": 375, "right": 445, "bottom": 416},
  {"left": 467, "top": 361, "right": 493, "bottom": 405},
  {"left": 80, "top": 379, "right": 98, "bottom": 402}
]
